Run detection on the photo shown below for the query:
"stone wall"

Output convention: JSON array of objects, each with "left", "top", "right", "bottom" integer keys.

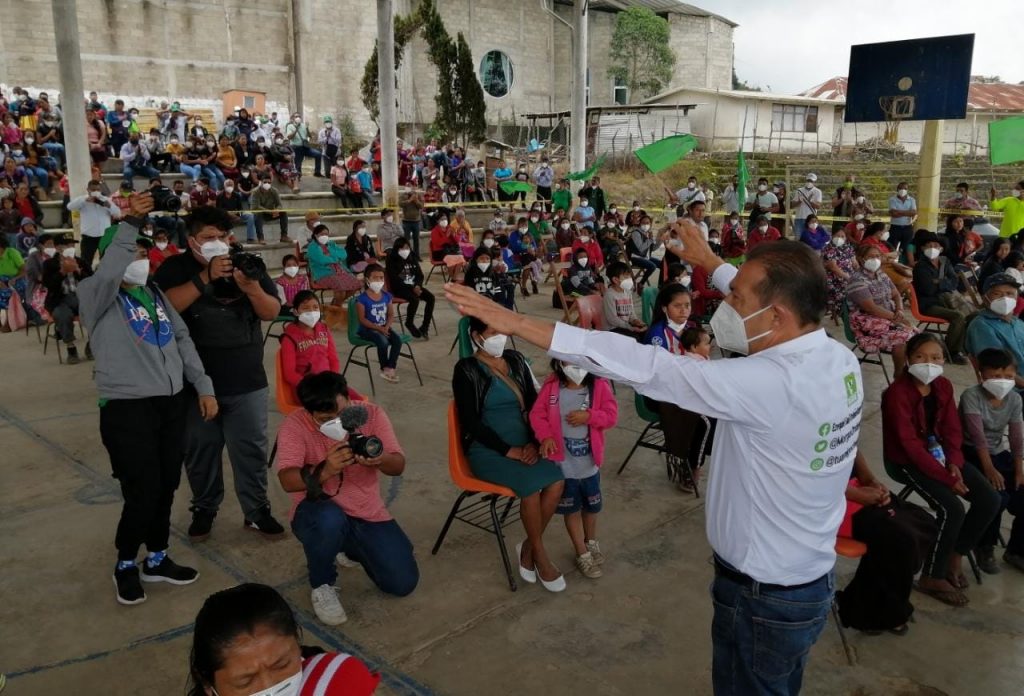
[{"left": 667, "top": 14, "right": 733, "bottom": 92}]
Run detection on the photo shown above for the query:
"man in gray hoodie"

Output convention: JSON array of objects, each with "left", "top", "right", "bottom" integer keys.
[{"left": 78, "top": 192, "right": 218, "bottom": 607}]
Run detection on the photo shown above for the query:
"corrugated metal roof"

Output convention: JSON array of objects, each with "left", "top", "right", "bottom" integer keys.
[
  {"left": 645, "top": 85, "right": 840, "bottom": 107},
  {"left": 553, "top": 0, "right": 737, "bottom": 27},
  {"left": 801, "top": 76, "right": 1024, "bottom": 113}
]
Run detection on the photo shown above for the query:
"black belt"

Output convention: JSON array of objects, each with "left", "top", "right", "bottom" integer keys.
[{"left": 713, "top": 555, "right": 824, "bottom": 592}]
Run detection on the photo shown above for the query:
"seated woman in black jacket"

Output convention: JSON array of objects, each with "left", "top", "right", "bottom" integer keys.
[
  {"left": 463, "top": 247, "right": 513, "bottom": 309},
  {"left": 452, "top": 316, "right": 566, "bottom": 592},
  {"left": 385, "top": 237, "right": 433, "bottom": 338},
  {"left": 344, "top": 219, "right": 378, "bottom": 273}
]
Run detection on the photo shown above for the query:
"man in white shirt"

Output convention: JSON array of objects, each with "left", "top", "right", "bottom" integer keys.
[
  {"left": 442, "top": 221, "right": 863, "bottom": 696},
  {"left": 887, "top": 182, "right": 918, "bottom": 258},
  {"left": 67, "top": 179, "right": 123, "bottom": 270},
  {"left": 317, "top": 116, "right": 343, "bottom": 177},
  {"left": 791, "top": 173, "right": 822, "bottom": 240},
  {"left": 670, "top": 176, "right": 705, "bottom": 216},
  {"left": 748, "top": 177, "right": 780, "bottom": 232},
  {"left": 720, "top": 175, "right": 747, "bottom": 216}
]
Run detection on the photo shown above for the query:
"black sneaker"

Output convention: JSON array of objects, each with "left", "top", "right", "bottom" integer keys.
[
  {"left": 244, "top": 508, "right": 286, "bottom": 539},
  {"left": 85, "top": 342, "right": 94, "bottom": 360},
  {"left": 140, "top": 556, "right": 200, "bottom": 585},
  {"left": 66, "top": 345, "right": 80, "bottom": 365},
  {"left": 977, "top": 546, "right": 1000, "bottom": 575},
  {"left": 113, "top": 565, "right": 147, "bottom": 605},
  {"left": 419, "top": 326, "right": 430, "bottom": 341},
  {"left": 406, "top": 324, "right": 422, "bottom": 339},
  {"left": 188, "top": 508, "right": 216, "bottom": 543}
]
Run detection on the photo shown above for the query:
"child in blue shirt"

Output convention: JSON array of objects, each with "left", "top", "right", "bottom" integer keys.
[{"left": 354, "top": 264, "right": 403, "bottom": 383}]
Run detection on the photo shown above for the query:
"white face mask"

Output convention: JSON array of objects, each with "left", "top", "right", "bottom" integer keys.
[
  {"left": 482, "top": 239, "right": 495, "bottom": 248},
  {"left": 856, "top": 223, "right": 865, "bottom": 231},
  {"left": 283, "top": 265, "right": 299, "bottom": 277},
  {"left": 758, "top": 184, "right": 767, "bottom": 192},
  {"left": 517, "top": 227, "right": 527, "bottom": 233},
  {"left": 43, "top": 247, "right": 58, "bottom": 257},
  {"left": 62, "top": 247, "right": 77, "bottom": 259},
  {"left": 479, "top": 333, "right": 507, "bottom": 357},
  {"left": 709, "top": 302, "right": 774, "bottom": 355},
  {"left": 897, "top": 189, "right": 908, "bottom": 197},
  {"left": 397, "top": 248, "right": 411, "bottom": 259},
  {"left": 577, "top": 257, "right": 589, "bottom": 268},
  {"left": 580, "top": 200, "right": 589, "bottom": 207},
  {"left": 879, "top": 231, "right": 891, "bottom": 242},
  {"left": 530, "top": 216, "right": 539, "bottom": 223},
  {"left": 216, "top": 669, "right": 301, "bottom": 696},
  {"left": 122, "top": 258, "right": 150, "bottom": 286},
  {"left": 805, "top": 182, "right": 814, "bottom": 189},
  {"left": 368, "top": 280, "right": 385, "bottom": 293},
  {"left": 641, "top": 224, "right": 651, "bottom": 232},
  {"left": 156, "top": 241, "right": 168, "bottom": 251},
  {"left": 908, "top": 362, "right": 943, "bottom": 385},
  {"left": 298, "top": 310, "right": 320, "bottom": 327},
  {"left": 385, "top": 215, "right": 394, "bottom": 223},
  {"left": 579, "top": 236, "right": 590, "bottom": 244},
  {"left": 863, "top": 258, "right": 882, "bottom": 273},
  {"left": 832, "top": 237, "right": 845, "bottom": 247},
  {"left": 476, "top": 261, "right": 491, "bottom": 272},
  {"left": 667, "top": 319, "right": 687, "bottom": 334},
  {"left": 619, "top": 278, "right": 634, "bottom": 292},
  {"left": 923, "top": 247, "right": 941, "bottom": 260},
  {"left": 318, "top": 417, "right": 348, "bottom": 441},
  {"left": 808, "top": 222, "right": 819, "bottom": 231},
  {"left": 356, "top": 228, "right": 365, "bottom": 236},
  {"left": 562, "top": 364, "right": 589, "bottom": 384},
  {"left": 983, "top": 378, "right": 1016, "bottom": 400},
  {"left": 990, "top": 296, "right": 1017, "bottom": 316},
  {"left": 687, "top": 182, "right": 696, "bottom": 190},
  {"left": 316, "top": 235, "right": 330, "bottom": 245},
  {"left": 560, "top": 223, "right": 570, "bottom": 231},
  {"left": 198, "top": 239, "right": 230, "bottom": 263},
  {"left": 679, "top": 275, "right": 692, "bottom": 288},
  {"left": 439, "top": 220, "right": 449, "bottom": 228},
  {"left": 757, "top": 225, "right": 768, "bottom": 232},
  {"left": 854, "top": 214, "right": 864, "bottom": 221},
  {"left": 261, "top": 182, "right": 272, "bottom": 190}
]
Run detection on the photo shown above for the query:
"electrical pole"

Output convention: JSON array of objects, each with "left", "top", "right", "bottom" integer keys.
[
  {"left": 51, "top": 0, "right": 91, "bottom": 235},
  {"left": 290, "top": 0, "right": 304, "bottom": 116},
  {"left": 377, "top": 0, "right": 399, "bottom": 209},
  {"left": 571, "top": 0, "right": 588, "bottom": 190}
]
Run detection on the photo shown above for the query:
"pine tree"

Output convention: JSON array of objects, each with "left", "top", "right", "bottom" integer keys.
[
  {"left": 608, "top": 7, "right": 676, "bottom": 102},
  {"left": 449, "top": 33, "right": 487, "bottom": 147}
]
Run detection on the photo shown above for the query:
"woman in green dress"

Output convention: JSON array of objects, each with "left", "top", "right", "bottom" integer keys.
[{"left": 452, "top": 316, "right": 567, "bottom": 591}]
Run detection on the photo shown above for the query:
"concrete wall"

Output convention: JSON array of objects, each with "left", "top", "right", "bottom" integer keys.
[
  {"left": 667, "top": 15, "right": 732, "bottom": 92},
  {"left": 834, "top": 112, "right": 998, "bottom": 156}
]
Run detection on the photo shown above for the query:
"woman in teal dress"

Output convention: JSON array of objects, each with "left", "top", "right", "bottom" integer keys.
[{"left": 452, "top": 316, "right": 567, "bottom": 591}]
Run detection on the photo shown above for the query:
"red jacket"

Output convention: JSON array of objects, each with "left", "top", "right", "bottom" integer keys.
[
  {"left": 881, "top": 373, "right": 963, "bottom": 486},
  {"left": 280, "top": 321, "right": 340, "bottom": 389},
  {"left": 691, "top": 265, "right": 724, "bottom": 318},
  {"left": 720, "top": 222, "right": 747, "bottom": 259},
  {"left": 570, "top": 238, "right": 604, "bottom": 269},
  {"left": 529, "top": 374, "right": 618, "bottom": 467},
  {"left": 747, "top": 225, "right": 781, "bottom": 250}
]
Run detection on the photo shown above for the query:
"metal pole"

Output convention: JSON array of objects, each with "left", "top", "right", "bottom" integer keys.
[
  {"left": 377, "top": 0, "right": 399, "bottom": 209},
  {"left": 51, "top": 0, "right": 91, "bottom": 237},
  {"left": 290, "top": 0, "right": 304, "bottom": 116},
  {"left": 570, "top": 0, "right": 587, "bottom": 189}
]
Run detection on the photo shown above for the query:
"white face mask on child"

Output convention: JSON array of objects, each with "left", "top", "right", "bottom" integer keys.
[{"left": 562, "top": 364, "right": 589, "bottom": 384}]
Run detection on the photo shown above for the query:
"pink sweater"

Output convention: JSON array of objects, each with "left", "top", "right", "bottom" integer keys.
[{"left": 529, "top": 374, "right": 618, "bottom": 467}]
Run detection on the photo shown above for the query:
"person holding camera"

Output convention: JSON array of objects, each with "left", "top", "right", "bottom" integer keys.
[
  {"left": 154, "top": 205, "right": 285, "bottom": 543},
  {"left": 66, "top": 179, "right": 122, "bottom": 270},
  {"left": 146, "top": 177, "right": 186, "bottom": 248},
  {"left": 78, "top": 192, "right": 217, "bottom": 605},
  {"left": 276, "top": 371, "right": 418, "bottom": 625}
]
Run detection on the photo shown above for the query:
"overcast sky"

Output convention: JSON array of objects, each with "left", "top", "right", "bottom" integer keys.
[{"left": 700, "top": 0, "right": 1023, "bottom": 94}]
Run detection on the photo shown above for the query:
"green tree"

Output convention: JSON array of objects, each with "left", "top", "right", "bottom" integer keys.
[
  {"left": 731, "top": 66, "right": 763, "bottom": 92},
  {"left": 359, "top": 10, "right": 424, "bottom": 123},
  {"left": 608, "top": 7, "right": 675, "bottom": 102}
]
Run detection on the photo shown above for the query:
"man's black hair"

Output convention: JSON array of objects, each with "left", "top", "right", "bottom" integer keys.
[
  {"left": 296, "top": 371, "right": 349, "bottom": 414},
  {"left": 606, "top": 261, "right": 630, "bottom": 279},
  {"left": 186, "top": 206, "right": 233, "bottom": 237},
  {"left": 745, "top": 240, "right": 827, "bottom": 327},
  {"left": 977, "top": 348, "right": 1016, "bottom": 371}
]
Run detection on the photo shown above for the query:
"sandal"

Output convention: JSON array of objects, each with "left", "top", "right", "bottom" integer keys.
[
  {"left": 914, "top": 582, "right": 969, "bottom": 607},
  {"left": 948, "top": 572, "right": 969, "bottom": 590}
]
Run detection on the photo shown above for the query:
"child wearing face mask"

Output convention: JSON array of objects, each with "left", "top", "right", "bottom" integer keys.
[
  {"left": 571, "top": 228, "right": 604, "bottom": 270},
  {"left": 644, "top": 284, "right": 693, "bottom": 355},
  {"left": 464, "top": 248, "right": 514, "bottom": 309},
  {"left": 882, "top": 333, "right": 1001, "bottom": 606},
  {"left": 562, "top": 247, "right": 601, "bottom": 298},
  {"left": 386, "top": 238, "right": 434, "bottom": 338},
  {"left": 279, "top": 290, "right": 339, "bottom": 389},
  {"left": 720, "top": 213, "right": 747, "bottom": 265},
  {"left": 344, "top": 220, "right": 377, "bottom": 273},
  {"left": 429, "top": 215, "right": 460, "bottom": 262},
  {"left": 274, "top": 254, "right": 309, "bottom": 308},
  {"left": 147, "top": 230, "right": 180, "bottom": 274},
  {"left": 959, "top": 347, "right": 1024, "bottom": 574},
  {"left": 530, "top": 359, "right": 618, "bottom": 579},
  {"left": 602, "top": 261, "right": 647, "bottom": 340},
  {"left": 355, "top": 264, "right": 403, "bottom": 383}
]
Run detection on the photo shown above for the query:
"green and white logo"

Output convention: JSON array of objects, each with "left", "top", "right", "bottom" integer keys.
[{"left": 844, "top": 372, "right": 859, "bottom": 406}]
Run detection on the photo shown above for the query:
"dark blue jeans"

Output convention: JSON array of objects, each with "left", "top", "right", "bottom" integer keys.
[
  {"left": 965, "top": 449, "right": 1024, "bottom": 553},
  {"left": 291, "top": 498, "right": 419, "bottom": 595},
  {"left": 358, "top": 326, "right": 403, "bottom": 370},
  {"left": 711, "top": 558, "right": 833, "bottom": 696}
]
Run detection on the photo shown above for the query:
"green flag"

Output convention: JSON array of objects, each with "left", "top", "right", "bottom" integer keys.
[
  {"left": 634, "top": 134, "right": 698, "bottom": 174},
  {"left": 737, "top": 150, "right": 750, "bottom": 209},
  {"left": 567, "top": 154, "right": 606, "bottom": 181},
  {"left": 499, "top": 180, "right": 534, "bottom": 195},
  {"left": 989, "top": 117, "right": 1024, "bottom": 166}
]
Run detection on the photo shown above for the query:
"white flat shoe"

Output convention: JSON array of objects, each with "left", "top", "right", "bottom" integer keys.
[
  {"left": 515, "top": 542, "right": 537, "bottom": 584},
  {"left": 539, "top": 570, "right": 567, "bottom": 593}
]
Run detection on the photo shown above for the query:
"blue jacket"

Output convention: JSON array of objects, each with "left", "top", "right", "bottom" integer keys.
[{"left": 966, "top": 309, "right": 1024, "bottom": 382}]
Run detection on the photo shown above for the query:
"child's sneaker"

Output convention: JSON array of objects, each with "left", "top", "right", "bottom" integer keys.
[
  {"left": 585, "top": 539, "right": 605, "bottom": 565},
  {"left": 311, "top": 584, "right": 347, "bottom": 625},
  {"left": 576, "top": 552, "right": 603, "bottom": 579}
]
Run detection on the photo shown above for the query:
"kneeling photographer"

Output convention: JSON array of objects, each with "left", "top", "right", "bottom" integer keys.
[
  {"left": 276, "top": 371, "right": 419, "bottom": 626},
  {"left": 154, "top": 205, "right": 286, "bottom": 544}
]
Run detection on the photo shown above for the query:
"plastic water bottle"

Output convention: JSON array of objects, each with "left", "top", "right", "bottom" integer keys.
[{"left": 926, "top": 435, "right": 946, "bottom": 466}]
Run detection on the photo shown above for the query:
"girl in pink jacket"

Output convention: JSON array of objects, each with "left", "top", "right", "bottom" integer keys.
[{"left": 530, "top": 360, "right": 618, "bottom": 579}]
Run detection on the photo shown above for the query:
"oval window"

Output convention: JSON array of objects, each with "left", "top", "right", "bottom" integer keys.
[{"left": 479, "top": 50, "right": 513, "bottom": 99}]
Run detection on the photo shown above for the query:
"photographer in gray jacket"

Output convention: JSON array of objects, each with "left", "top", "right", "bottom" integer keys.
[{"left": 78, "top": 192, "right": 218, "bottom": 606}]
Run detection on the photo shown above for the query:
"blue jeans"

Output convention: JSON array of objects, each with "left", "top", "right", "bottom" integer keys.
[
  {"left": 202, "top": 165, "right": 225, "bottom": 190},
  {"left": 43, "top": 142, "right": 65, "bottom": 167},
  {"left": 711, "top": 557, "right": 833, "bottom": 696},
  {"left": 25, "top": 165, "right": 49, "bottom": 188},
  {"left": 180, "top": 163, "right": 202, "bottom": 181},
  {"left": 233, "top": 211, "right": 257, "bottom": 241},
  {"left": 630, "top": 255, "right": 658, "bottom": 285},
  {"left": 123, "top": 163, "right": 160, "bottom": 183},
  {"left": 292, "top": 144, "right": 323, "bottom": 176},
  {"left": 402, "top": 220, "right": 422, "bottom": 257},
  {"left": 291, "top": 498, "right": 419, "bottom": 594},
  {"left": 358, "top": 326, "right": 403, "bottom": 369},
  {"left": 792, "top": 218, "right": 806, "bottom": 241}
]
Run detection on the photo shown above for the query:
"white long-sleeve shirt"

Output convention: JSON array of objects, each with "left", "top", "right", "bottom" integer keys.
[
  {"left": 66, "top": 194, "right": 122, "bottom": 239},
  {"left": 548, "top": 263, "right": 863, "bottom": 585}
]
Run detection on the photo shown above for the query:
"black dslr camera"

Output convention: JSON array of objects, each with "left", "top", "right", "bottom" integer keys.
[
  {"left": 229, "top": 244, "right": 267, "bottom": 280},
  {"left": 150, "top": 185, "right": 182, "bottom": 213},
  {"left": 348, "top": 432, "right": 384, "bottom": 459}
]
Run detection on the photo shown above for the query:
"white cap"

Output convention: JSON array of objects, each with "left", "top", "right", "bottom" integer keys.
[{"left": 806, "top": 173, "right": 818, "bottom": 182}]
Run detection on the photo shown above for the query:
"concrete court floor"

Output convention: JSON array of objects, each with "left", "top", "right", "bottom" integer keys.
[{"left": 2, "top": 290, "right": 1022, "bottom": 696}]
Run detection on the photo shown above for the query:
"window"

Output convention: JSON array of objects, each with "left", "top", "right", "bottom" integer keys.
[
  {"left": 771, "top": 104, "right": 819, "bottom": 133},
  {"left": 243, "top": 95, "right": 256, "bottom": 109},
  {"left": 586, "top": 68, "right": 591, "bottom": 106},
  {"left": 479, "top": 50, "right": 513, "bottom": 98},
  {"left": 613, "top": 76, "right": 628, "bottom": 105}
]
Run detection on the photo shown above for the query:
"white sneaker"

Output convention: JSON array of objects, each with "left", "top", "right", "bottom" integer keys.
[
  {"left": 335, "top": 552, "right": 360, "bottom": 568},
  {"left": 311, "top": 584, "right": 347, "bottom": 625},
  {"left": 586, "top": 540, "right": 605, "bottom": 566}
]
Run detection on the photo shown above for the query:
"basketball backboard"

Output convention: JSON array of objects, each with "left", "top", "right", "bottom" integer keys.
[{"left": 844, "top": 34, "right": 974, "bottom": 124}]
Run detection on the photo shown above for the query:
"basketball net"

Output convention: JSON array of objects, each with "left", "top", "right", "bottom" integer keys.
[{"left": 878, "top": 96, "right": 915, "bottom": 144}]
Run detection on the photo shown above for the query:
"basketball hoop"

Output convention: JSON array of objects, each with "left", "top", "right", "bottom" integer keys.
[{"left": 878, "top": 95, "right": 916, "bottom": 144}]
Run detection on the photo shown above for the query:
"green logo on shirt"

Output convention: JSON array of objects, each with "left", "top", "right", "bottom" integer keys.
[
  {"left": 844, "top": 372, "right": 858, "bottom": 406},
  {"left": 810, "top": 458, "right": 824, "bottom": 471}
]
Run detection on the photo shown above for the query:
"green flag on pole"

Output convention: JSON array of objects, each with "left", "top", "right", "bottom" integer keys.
[
  {"left": 989, "top": 117, "right": 1024, "bottom": 166},
  {"left": 499, "top": 180, "right": 534, "bottom": 195},
  {"left": 567, "top": 154, "right": 606, "bottom": 181},
  {"left": 634, "top": 134, "right": 698, "bottom": 174},
  {"left": 737, "top": 150, "right": 750, "bottom": 209}
]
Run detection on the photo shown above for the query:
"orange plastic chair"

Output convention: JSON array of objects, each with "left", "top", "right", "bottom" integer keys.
[
  {"left": 575, "top": 294, "right": 606, "bottom": 330},
  {"left": 431, "top": 400, "right": 520, "bottom": 591},
  {"left": 831, "top": 536, "right": 868, "bottom": 666},
  {"left": 907, "top": 285, "right": 949, "bottom": 335},
  {"left": 559, "top": 246, "right": 573, "bottom": 263}
]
